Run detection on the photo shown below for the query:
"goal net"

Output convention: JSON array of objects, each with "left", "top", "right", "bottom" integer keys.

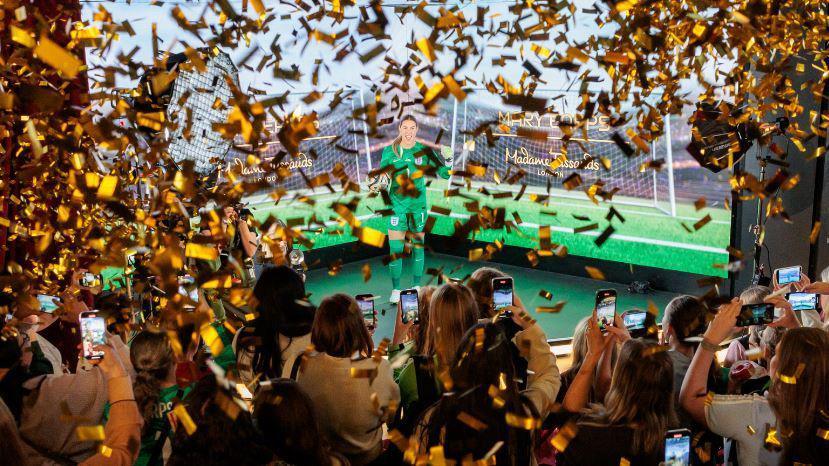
[{"left": 456, "top": 93, "right": 677, "bottom": 216}]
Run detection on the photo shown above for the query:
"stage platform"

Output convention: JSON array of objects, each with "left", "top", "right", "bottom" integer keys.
[{"left": 305, "top": 252, "right": 678, "bottom": 342}]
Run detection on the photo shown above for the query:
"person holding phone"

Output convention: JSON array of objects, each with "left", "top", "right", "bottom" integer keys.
[
  {"left": 680, "top": 298, "right": 829, "bottom": 465},
  {"left": 233, "top": 266, "right": 315, "bottom": 385},
  {"left": 391, "top": 283, "right": 479, "bottom": 431},
  {"left": 558, "top": 338, "right": 677, "bottom": 465},
  {"left": 412, "top": 317, "right": 560, "bottom": 465},
  {"left": 372, "top": 115, "right": 452, "bottom": 304},
  {"left": 295, "top": 294, "right": 399, "bottom": 465},
  {"left": 660, "top": 295, "right": 709, "bottom": 428}
]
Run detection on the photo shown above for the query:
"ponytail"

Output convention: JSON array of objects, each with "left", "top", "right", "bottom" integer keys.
[
  {"left": 130, "top": 331, "right": 176, "bottom": 432},
  {"left": 391, "top": 135, "right": 403, "bottom": 157}
]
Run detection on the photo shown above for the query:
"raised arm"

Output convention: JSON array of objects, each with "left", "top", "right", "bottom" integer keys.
[
  {"left": 680, "top": 298, "right": 740, "bottom": 427},
  {"left": 562, "top": 312, "right": 610, "bottom": 413},
  {"left": 509, "top": 307, "right": 561, "bottom": 417}
]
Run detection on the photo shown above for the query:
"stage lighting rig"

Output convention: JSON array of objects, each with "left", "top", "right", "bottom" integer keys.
[{"left": 132, "top": 48, "right": 239, "bottom": 175}]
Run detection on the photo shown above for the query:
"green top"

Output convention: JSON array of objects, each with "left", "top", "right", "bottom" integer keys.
[
  {"left": 104, "top": 383, "right": 194, "bottom": 466},
  {"left": 135, "top": 384, "right": 194, "bottom": 466},
  {"left": 379, "top": 142, "right": 451, "bottom": 214}
]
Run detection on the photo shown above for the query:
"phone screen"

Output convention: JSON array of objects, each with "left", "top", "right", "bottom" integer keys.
[
  {"left": 80, "top": 314, "right": 106, "bottom": 360},
  {"left": 401, "top": 290, "right": 419, "bottom": 324},
  {"left": 623, "top": 311, "right": 647, "bottom": 330},
  {"left": 492, "top": 278, "right": 514, "bottom": 311},
  {"left": 787, "top": 292, "right": 819, "bottom": 311},
  {"left": 37, "top": 294, "right": 60, "bottom": 314},
  {"left": 80, "top": 272, "right": 101, "bottom": 288},
  {"left": 595, "top": 290, "right": 617, "bottom": 331},
  {"left": 776, "top": 266, "right": 801, "bottom": 285},
  {"left": 664, "top": 430, "right": 691, "bottom": 466},
  {"left": 357, "top": 295, "right": 375, "bottom": 329},
  {"left": 736, "top": 303, "right": 774, "bottom": 326}
]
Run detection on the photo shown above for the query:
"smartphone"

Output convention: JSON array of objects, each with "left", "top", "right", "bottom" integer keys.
[
  {"left": 356, "top": 294, "right": 376, "bottom": 330},
  {"left": 664, "top": 429, "right": 691, "bottom": 466},
  {"left": 775, "top": 265, "right": 801, "bottom": 286},
  {"left": 595, "top": 289, "right": 617, "bottom": 332},
  {"left": 622, "top": 310, "right": 647, "bottom": 338},
  {"left": 786, "top": 292, "right": 820, "bottom": 312},
  {"left": 492, "top": 277, "right": 514, "bottom": 314},
  {"left": 736, "top": 303, "right": 775, "bottom": 327},
  {"left": 80, "top": 272, "right": 102, "bottom": 288},
  {"left": 79, "top": 311, "right": 106, "bottom": 360},
  {"left": 36, "top": 294, "right": 61, "bottom": 314},
  {"left": 400, "top": 289, "right": 419, "bottom": 324}
]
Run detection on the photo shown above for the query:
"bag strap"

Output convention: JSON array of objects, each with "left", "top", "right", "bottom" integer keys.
[{"left": 289, "top": 351, "right": 305, "bottom": 380}]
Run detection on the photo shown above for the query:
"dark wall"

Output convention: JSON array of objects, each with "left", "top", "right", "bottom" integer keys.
[{"left": 732, "top": 50, "right": 829, "bottom": 292}]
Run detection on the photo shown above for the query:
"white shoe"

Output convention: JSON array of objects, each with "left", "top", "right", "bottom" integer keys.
[{"left": 389, "top": 289, "right": 401, "bottom": 304}]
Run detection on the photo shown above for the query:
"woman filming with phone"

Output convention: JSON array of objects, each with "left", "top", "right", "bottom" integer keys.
[
  {"left": 680, "top": 298, "right": 829, "bottom": 465},
  {"left": 370, "top": 115, "right": 452, "bottom": 304}
]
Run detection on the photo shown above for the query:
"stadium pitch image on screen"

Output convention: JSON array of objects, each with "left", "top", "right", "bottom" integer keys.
[
  {"left": 222, "top": 89, "right": 731, "bottom": 278},
  {"left": 83, "top": 1, "right": 732, "bottom": 279}
]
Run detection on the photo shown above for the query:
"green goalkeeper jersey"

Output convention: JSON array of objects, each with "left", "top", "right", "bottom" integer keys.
[{"left": 379, "top": 142, "right": 451, "bottom": 214}]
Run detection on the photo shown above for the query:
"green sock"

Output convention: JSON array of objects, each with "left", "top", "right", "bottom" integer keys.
[
  {"left": 389, "top": 239, "right": 404, "bottom": 289},
  {"left": 412, "top": 237, "right": 425, "bottom": 286}
]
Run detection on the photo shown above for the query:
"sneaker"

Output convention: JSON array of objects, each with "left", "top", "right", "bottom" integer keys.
[{"left": 389, "top": 289, "right": 401, "bottom": 304}]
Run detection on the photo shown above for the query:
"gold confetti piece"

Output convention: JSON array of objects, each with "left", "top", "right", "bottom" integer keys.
[
  {"left": 11, "top": 25, "right": 35, "bottom": 48},
  {"left": 585, "top": 266, "right": 605, "bottom": 281},
  {"left": 747, "top": 425, "right": 756, "bottom": 435},
  {"left": 536, "top": 301, "right": 566, "bottom": 313},
  {"left": 416, "top": 38, "right": 436, "bottom": 62},
  {"left": 34, "top": 35, "right": 83, "bottom": 79},
  {"left": 171, "top": 404, "right": 197, "bottom": 436},
  {"left": 98, "top": 445, "right": 113, "bottom": 457},
  {"left": 550, "top": 421, "right": 578, "bottom": 452},
  {"left": 353, "top": 226, "right": 386, "bottom": 248},
  {"left": 505, "top": 412, "right": 540, "bottom": 430},
  {"left": 817, "top": 428, "right": 829, "bottom": 440},
  {"left": 185, "top": 243, "right": 219, "bottom": 261},
  {"left": 457, "top": 412, "right": 488, "bottom": 431},
  {"left": 694, "top": 197, "right": 707, "bottom": 211},
  {"left": 642, "top": 345, "right": 669, "bottom": 356},
  {"left": 350, "top": 367, "right": 378, "bottom": 379},
  {"left": 619, "top": 458, "right": 631, "bottom": 466},
  {"left": 764, "top": 424, "right": 782, "bottom": 451},
  {"left": 96, "top": 176, "right": 118, "bottom": 200},
  {"left": 538, "top": 290, "right": 553, "bottom": 300},
  {"left": 199, "top": 323, "right": 224, "bottom": 357},
  {"left": 778, "top": 363, "right": 805, "bottom": 384},
  {"left": 810, "top": 221, "right": 821, "bottom": 244},
  {"left": 76, "top": 425, "right": 105, "bottom": 441}
]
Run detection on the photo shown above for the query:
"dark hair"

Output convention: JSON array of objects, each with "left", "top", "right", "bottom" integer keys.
[
  {"left": 247, "top": 266, "right": 315, "bottom": 378},
  {"left": 253, "top": 379, "right": 340, "bottom": 466},
  {"left": 581, "top": 339, "right": 676, "bottom": 455},
  {"left": 130, "top": 331, "right": 175, "bottom": 431},
  {"left": 662, "top": 295, "right": 707, "bottom": 343},
  {"left": 767, "top": 327, "right": 829, "bottom": 463},
  {"left": 0, "top": 328, "right": 24, "bottom": 421},
  {"left": 167, "top": 375, "right": 272, "bottom": 466},
  {"left": 312, "top": 294, "right": 373, "bottom": 358},
  {"left": 467, "top": 267, "right": 508, "bottom": 318},
  {"left": 420, "top": 323, "right": 533, "bottom": 466}
]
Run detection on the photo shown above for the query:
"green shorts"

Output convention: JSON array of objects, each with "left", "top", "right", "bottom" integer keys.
[{"left": 388, "top": 210, "right": 427, "bottom": 233}]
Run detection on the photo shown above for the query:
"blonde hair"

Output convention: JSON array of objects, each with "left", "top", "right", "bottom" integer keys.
[{"left": 423, "top": 283, "right": 479, "bottom": 367}]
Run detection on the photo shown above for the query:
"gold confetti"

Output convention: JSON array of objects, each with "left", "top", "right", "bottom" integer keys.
[
  {"left": 34, "top": 35, "right": 83, "bottom": 79},
  {"left": 585, "top": 266, "right": 605, "bottom": 281},
  {"left": 76, "top": 425, "right": 105, "bottom": 441},
  {"left": 171, "top": 404, "right": 197, "bottom": 435}
]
